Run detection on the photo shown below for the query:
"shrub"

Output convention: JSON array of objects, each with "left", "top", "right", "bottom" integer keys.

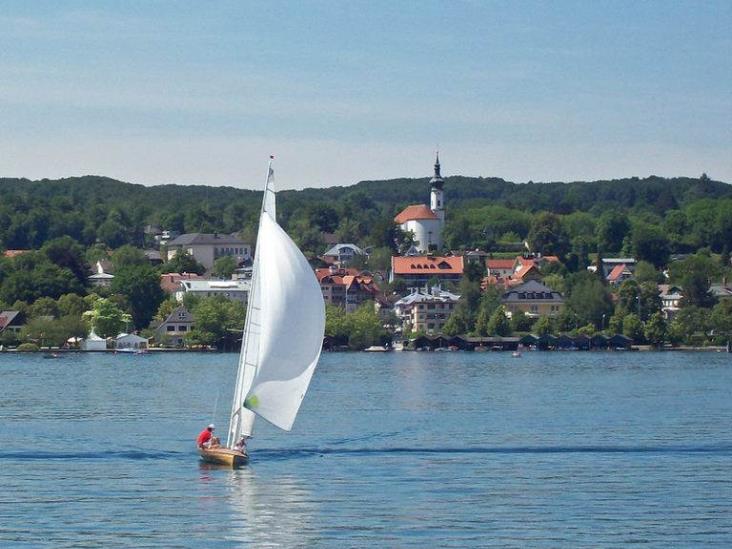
[{"left": 16, "top": 343, "right": 40, "bottom": 352}]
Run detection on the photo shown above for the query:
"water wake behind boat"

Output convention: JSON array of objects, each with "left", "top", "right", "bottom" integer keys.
[
  {"left": 0, "top": 450, "right": 184, "bottom": 461},
  {"left": 252, "top": 443, "right": 732, "bottom": 461}
]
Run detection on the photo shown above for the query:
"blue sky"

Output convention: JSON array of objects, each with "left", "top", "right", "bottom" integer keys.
[{"left": 1, "top": 1, "right": 730, "bottom": 189}]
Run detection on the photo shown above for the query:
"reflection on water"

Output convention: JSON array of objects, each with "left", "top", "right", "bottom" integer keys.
[{"left": 197, "top": 464, "right": 316, "bottom": 547}]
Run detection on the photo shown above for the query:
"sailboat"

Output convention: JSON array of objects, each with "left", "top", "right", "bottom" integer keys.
[{"left": 199, "top": 158, "right": 326, "bottom": 467}]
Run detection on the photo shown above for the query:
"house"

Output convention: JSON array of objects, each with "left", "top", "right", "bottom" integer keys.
[
  {"left": 0, "top": 311, "right": 23, "bottom": 335},
  {"left": 160, "top": 272, "right": 203, "bottom": 294},
  {"left": 175, "top": 279, "right": 251, "bottom": 303},
  {"left": 606, "top": 263, "right": 634, "bottom": 285},
  {"left": 709, "top": 281, "right": 732, "bottom": 300},
  {"left": 156, "top": 229, "right": 180, "bottom": 245},
  {"left": 166, "top": 233, "right": 251, "bottom": 271},
  {"left": 390, "top": 255, "right": 464, "bottom": 286},
  {"left": 486, "top": 258, "right": 515, "bottom": 279},
  {"left": 144, "top": 250, "right": 164, "bottom": 266},
  {"left": 88, "top": 260, "right": 115, "bottom": 288},
  {"left": 155, "top": 305, "right": 195, "bottom": 347},
  {"left": 394, "top": 286, "right": 460, "bottom": 335},
  {"left": 461, "top": 249, "right": 490, "bottom": 265},
  {"left": 483, "top": 254, "right": 558, "bottom": 289},
  {"left": 587, "top": 257, "right": 637, "bottom": 281},
  {"left": 501, "top": 279, "right": 564, "bottom": 318},
  {"left": 394, "top": 154, "right": 446, "bottom": 252},
  {"left": 115, "top": 333, "right": 148, "bottom": 350},
  {"left": 659, "top": 284, "right": 683, "bottom": 319},
  {"left": 322, "top": 243, "right": 367, "bottom": 267},
  {"left": 81, "top": 329, "right": 107, "bottom": 351},
  {"left": 315, "top": 267, "right": 380, "bottom": 313}
]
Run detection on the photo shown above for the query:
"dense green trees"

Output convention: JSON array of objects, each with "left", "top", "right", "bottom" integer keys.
[
  {"left": 324, "top": 303, "right": 390, "bottom": 350},
  {"left": 185, "top": 296, "right": 246, "bottom": 350}
]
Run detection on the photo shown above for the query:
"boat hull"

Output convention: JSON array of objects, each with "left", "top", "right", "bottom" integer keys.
[{"left": 198, "top": 447, "right": 248, "bottom": 467}]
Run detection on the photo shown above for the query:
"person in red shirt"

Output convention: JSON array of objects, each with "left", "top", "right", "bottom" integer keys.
[{"left": 196, "top": 424, "right": 218, "bottom": 448}]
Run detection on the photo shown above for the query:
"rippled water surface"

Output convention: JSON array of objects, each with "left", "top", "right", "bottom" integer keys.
[{"left": 1, "top": 351, "right": 731, "bottom": 547}]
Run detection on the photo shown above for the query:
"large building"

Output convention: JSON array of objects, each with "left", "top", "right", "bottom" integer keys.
[
  {"left": 315, "top": 267, "right": 380, "bottom": 313},
  {"left": 390, "top": 255, "right": 464, "bottom": 286},
  {"left": 175, "top": 279, "right": 251, "bottom": 304},
  {"left": 394, "top": 154, "right": 446, "bottom": 253},
  {"left": 166, "top": 233, "right": 251, "bottom": 271},
  {"left": 394, "top": 286, "right": 460, "bottom": 335},
  {"left": 501, "top": 280, "right": 564, "bottom": 318}
]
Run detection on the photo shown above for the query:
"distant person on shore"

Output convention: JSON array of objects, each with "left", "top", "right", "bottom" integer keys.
[{"left": 196, "top": 424, "right": 220, "bottom": 449}]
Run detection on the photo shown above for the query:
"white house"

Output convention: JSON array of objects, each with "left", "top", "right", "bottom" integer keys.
[
  {"left": 115, "top": 333, "right": 148, "bottom": 350},
  {"left": 81, "top": 329, "right": 108, "bottom": 351},
  {"left": 322, "top": 243, "right": 366, "bottom": 267},
  {"left": 394, "top": 154, "right": 446, "bottom": 253},
  {"left": 176, "top": 279, "right": 251, "bottom": 303},
  {"left": 166, "top": 233, "right": 251, "bottom": 271}
]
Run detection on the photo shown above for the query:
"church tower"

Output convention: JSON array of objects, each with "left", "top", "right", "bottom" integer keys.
[{"left": 429, "top": 152, "right": 445, "bottom": 226}]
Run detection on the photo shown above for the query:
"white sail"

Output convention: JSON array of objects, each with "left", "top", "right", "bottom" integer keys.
[
  {"left": 243, "top": 211, "right": 325, "bottom": 431},
  {"left": 227, "top": 159, "right": 324, "bottom": 444},
  {"left": 227, "top": 161, "right": 275, "bottom": 446}
]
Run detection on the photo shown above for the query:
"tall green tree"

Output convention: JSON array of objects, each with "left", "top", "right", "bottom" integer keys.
[
  {"left": 161, "top": 250, "right": 206, "bottom": 275},
  {"left": 83, "top": 297, "right": 131, "bottom": 337},
  {"left": 111, "top": 264, "right": 165, "bottom": 329}
]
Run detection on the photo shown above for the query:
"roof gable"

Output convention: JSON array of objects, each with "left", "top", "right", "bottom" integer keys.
[{"left": 394, "top": 204, "right": 438, "bottom": 224}]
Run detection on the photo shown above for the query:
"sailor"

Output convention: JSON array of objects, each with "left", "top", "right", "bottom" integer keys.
[
  {"left": 233, "top": 435, "right": 250, "bottom": 453},
  {"left": 196, "top": 424, "right": 218, "bottom": 448}
]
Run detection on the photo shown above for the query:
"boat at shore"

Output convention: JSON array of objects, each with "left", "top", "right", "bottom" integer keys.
[{"left": 199, "top": 158, "right": 326, "bottom": 467}]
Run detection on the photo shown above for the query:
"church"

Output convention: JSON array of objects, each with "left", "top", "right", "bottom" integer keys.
[{"left": 394, "top": 154, "right": 446, "bottom": 253}]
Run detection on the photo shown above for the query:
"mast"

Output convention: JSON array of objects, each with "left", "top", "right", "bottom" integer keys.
[{"left": 227, "top": 157, "right": 275, "bottom": 447}]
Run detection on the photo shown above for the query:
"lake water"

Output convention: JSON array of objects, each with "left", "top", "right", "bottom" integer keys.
[{"left": 1, "top": 351, "right": 731, "bottom": 547}]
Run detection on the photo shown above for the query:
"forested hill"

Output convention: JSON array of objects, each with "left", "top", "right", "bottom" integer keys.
[{"left": 0, "top": 174, "right": 730, "bottom": 257}]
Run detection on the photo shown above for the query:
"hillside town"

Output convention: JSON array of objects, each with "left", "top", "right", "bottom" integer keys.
[{"left": 1, "top": 156, "right": 731, "bottom": 353}]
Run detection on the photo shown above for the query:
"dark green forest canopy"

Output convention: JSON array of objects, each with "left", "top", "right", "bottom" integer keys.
[{"left": 0, "top": 173, "right": 730, "bottom": 252}]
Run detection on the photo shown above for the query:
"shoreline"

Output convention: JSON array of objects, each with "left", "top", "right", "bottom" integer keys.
[{"left": 1, "top": 346, "right": 729, "bottom": 354}]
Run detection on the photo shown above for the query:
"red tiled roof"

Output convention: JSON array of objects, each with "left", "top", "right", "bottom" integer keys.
[
  {"left": 513, "top": 263, "right": 541, "bottom": 280},
  {"left": 160, "top": 273, "right": 203, "bottom": 293},
  {"left": 486, "top": 259, "right": 515, "bottom": 270},
  {"left": 394, "top": 204, "right": 438, "bottom": 224},
  {"left": 391, "top": 256, "right": 464, "bottom": 275},
  {"left": 607, "top": 264, "right": 628, "bottom": 282},
  {"left": 315, "top": 267, "right": 360, "bottom": 284},
  {"left": 316, "top": 268, "right": 379, "bottom": 294},
  {"left": 3, "top": 250, "right": 29, "bottom": 258}
]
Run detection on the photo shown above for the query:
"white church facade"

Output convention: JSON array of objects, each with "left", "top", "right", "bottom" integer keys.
[{"left": 394, "top": 154, "right": 446, "bottom": 253}]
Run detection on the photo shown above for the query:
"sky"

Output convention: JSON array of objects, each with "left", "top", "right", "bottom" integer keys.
[{"left": 0, "top": 0, "right": 730, "bottom": 190}]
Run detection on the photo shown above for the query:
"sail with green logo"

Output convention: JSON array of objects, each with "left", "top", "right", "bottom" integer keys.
[{"left": 226, "top": 159, "right": 325, "bottom": 448}]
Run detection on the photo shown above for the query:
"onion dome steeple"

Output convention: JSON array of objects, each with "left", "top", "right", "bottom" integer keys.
[{"left": 429, "top": 152, "right": 444, "bottom": 190}]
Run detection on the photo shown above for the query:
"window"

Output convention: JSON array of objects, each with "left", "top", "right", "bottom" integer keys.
[
  {"left": 167, "top": 326, "right": 175, "bottom": 332},
  {"left": 180, "top": 325, "right": 187, "bottom": 332}
]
